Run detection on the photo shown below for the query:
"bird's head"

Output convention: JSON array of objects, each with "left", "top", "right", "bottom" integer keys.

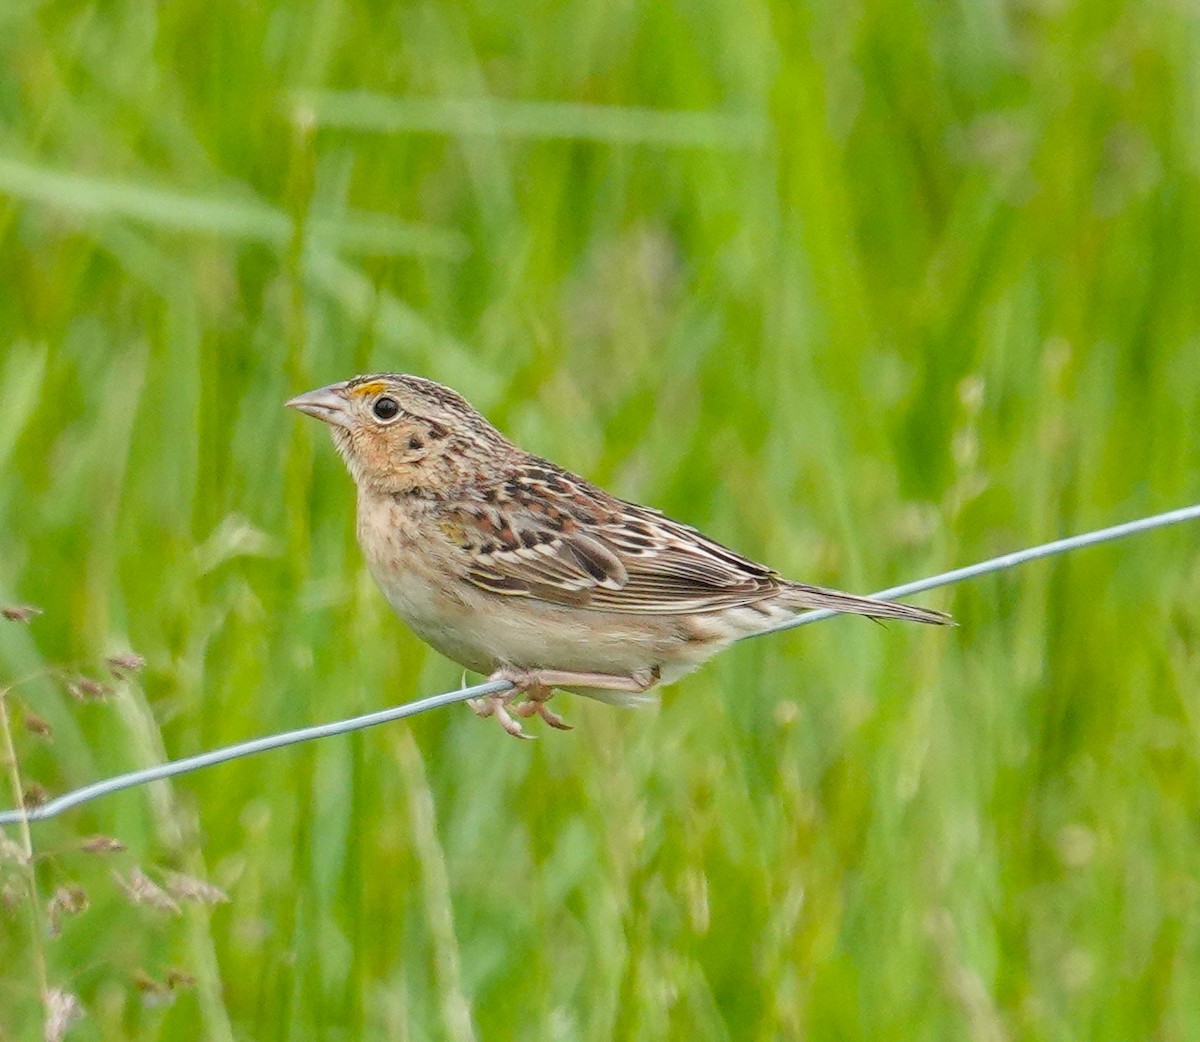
[{"left": 287, "top": 374, "right": 513, "bottom": 495}]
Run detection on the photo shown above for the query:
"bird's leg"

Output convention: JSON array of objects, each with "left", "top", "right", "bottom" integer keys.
[
  {"left": 476, "top": 666, "right": 662, "bottom": 737},
  {"left": 510, "top": 666, "right": 661, "bottom": 693}
]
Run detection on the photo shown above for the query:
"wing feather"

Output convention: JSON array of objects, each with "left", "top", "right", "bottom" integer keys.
[{"left": 442, "top": 468, "right": 786, "bottom": 615}]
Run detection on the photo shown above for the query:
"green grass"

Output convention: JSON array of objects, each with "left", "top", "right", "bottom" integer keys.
[{"left": 2, "top": 0, "right": 1200, "bottom": 1038}]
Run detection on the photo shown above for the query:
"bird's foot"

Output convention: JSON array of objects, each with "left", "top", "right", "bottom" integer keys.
[
  {"left": 471, "top": 665, "right": 662, "bottom": 738},
  {"left": 467, "top": 685, "right": 533, "bottom": 740},
  {"left": 514, "top": 695, "right": 573, "bottom": 731},
  {"left": 469, "top": 668, "right": 568, "bottom": 738}
]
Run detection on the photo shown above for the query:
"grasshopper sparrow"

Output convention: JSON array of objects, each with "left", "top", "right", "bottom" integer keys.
[{"left": 289, "top": 374, "right": 951, "bottom": 737}]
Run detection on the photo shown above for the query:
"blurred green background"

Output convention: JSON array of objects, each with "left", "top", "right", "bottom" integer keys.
[{"left": 2, "top": 0, "right": 1200, "bottom": 1038}]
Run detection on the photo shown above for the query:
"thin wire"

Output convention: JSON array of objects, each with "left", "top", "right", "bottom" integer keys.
[
  {"left": 756, "top": 501, "right": 1200, "bottom": 636},
  {"left": 0, "top": 681, "right": 510, "bottom": 826},
  {"left": 3, "top": 502, "right": 1198, "bottom": 827}
]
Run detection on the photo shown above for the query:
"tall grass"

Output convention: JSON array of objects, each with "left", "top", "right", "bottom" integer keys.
[{"left": 2, "top": 0, "right": 1199, "bottom": 1038}]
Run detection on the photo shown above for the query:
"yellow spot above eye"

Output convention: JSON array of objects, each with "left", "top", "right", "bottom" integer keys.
[{"left": 350, "top": 381, "right": 388, "bottom": 398}]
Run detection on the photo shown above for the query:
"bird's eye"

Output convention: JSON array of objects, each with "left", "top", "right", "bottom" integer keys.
[{"left": 372, "top": 396, "right": 400, "bottom": 421}]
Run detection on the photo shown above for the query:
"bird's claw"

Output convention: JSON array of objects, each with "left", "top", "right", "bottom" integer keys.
[
  {"left": 513, "top": 698, "right": 573, "bottom": 730},
  {"left": 472, "top": 667, "right": 572, "bottom": 738},
  {"left": 468, "top": 694, "right": 536, "bottom": 739}
]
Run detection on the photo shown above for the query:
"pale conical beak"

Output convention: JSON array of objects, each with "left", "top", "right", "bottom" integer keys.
[{"left": 286, "top": 382, "right": 353, "bottom": 429}]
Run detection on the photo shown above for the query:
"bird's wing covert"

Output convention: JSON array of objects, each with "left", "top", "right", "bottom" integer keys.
[{"left": 442, "top": 468, "right": 787, "bottom": 615}]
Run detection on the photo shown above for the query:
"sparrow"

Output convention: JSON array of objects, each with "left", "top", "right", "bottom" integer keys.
[{"left": 288, "top": 374, "right": 950, "bottom": 736}]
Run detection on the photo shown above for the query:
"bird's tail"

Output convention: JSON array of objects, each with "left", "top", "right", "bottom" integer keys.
[{"left": 781, "top": 582, "right": 952, "bottom": 626}]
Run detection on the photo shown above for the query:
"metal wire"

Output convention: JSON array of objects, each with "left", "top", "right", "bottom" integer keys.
[
  {"left": 756, "top": 501, "right": 1200, "bottom": 635},
  {"left": 3, "top": 502, "right": 1198, "bottom": 827}
]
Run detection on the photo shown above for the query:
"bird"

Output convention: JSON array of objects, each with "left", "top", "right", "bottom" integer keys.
[{"left": 288, "top": 374, "right": 951, "bottom": 737}]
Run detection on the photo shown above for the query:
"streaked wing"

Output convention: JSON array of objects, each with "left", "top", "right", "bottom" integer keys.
[{"left": 440, "top": 464, "right": 786, "bottom": 615}]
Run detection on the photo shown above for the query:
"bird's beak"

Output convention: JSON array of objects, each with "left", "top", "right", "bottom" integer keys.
[{"left": 286, "top": 382, "right": 353, "bottom": 430}]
